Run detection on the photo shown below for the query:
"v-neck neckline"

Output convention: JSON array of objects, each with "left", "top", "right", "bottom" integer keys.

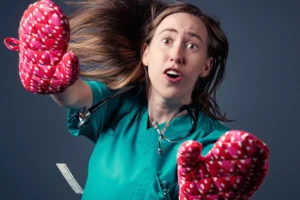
[
  {"left": 140, "top": 106, "right": 193, "bottom": 132},
  {"left": 141, "top": 107, "right": 168, "bottom": 132}
]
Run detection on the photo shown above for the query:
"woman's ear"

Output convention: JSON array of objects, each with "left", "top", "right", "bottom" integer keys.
[
  {"left": 200, "top": 57, "right": 213, "bottom": 77},
  {"left": 142, "top": 43, "right": 149, "bottom": 66}
]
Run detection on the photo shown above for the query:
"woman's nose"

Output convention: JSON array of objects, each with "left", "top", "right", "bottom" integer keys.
[{"left": 169, "top": 44, "right": 185, "bottom": 65}]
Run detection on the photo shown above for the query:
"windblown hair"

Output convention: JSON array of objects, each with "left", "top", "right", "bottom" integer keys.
[{"left": 67, "top": 0, "right": 232, "bottom": 122}]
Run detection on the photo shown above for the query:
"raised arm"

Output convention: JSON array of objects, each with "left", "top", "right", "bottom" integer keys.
[{"left": 50, "top": 79, "right": 92, "bottom": 109}]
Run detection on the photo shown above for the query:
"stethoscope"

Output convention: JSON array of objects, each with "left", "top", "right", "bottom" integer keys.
[
  {"left": 70, "top": 84, "right": 199, "bottom": 155},
  {"left": 152, "top": 104, "right": 199, "bottom": 155},
  {"left": 69, "top": 84, "right": 139, "bottom": 129}
]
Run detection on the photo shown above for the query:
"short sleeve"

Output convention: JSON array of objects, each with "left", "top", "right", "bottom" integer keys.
[{"left": 66, "top": 80, "right": 121, "bottom": 143}]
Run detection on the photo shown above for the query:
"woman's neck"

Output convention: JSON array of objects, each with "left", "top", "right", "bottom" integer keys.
[{"left": 147, "top": 87, "right": 191, "bottom": 127}]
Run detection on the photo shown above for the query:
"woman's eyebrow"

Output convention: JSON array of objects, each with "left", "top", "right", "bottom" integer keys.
[{"left": 158, "top": 28, "right": 203, "bottom": 43}]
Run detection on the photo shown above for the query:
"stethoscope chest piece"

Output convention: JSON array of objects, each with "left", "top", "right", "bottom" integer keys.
[{"left": 70, "top": 107, "right": 91, "bottom": 129}]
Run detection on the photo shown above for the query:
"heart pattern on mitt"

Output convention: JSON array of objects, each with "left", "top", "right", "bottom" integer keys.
[
  {"left": 177, "top": 130, "right": 269, "bottom": 200},
  {"left": 4, "top": 0, "right": 79, "bottom": 94}
]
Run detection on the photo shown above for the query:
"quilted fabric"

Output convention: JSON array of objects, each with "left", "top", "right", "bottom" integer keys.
[
  {"left": 177, "top": 130, "right": 269, "bottom": 200},
  {"left": 4, "top": 0, "right": 79, "bottom": 94}
]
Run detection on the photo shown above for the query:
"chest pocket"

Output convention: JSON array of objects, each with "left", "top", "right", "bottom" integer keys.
[
  {"left": 133, "top": 136, "right": 181, "bottom": 200},
  {"left": 132, "top": 173, "right": 178, "bottom": 200}
]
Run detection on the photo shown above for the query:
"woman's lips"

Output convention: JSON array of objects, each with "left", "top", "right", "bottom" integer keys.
[
  {"left": 164, "top": 73, "right": 183, "bottom": 83},
  {"left": 164, "top": 68, "right": 183, "bottom": 83}
]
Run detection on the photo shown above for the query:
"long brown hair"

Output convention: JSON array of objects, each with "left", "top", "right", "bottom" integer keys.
[{"left": 67, "top": 0, "right": 232, "bottom": 122}]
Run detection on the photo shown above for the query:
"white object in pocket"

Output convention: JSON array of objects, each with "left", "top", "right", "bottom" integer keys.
[{"left": 56, "top": 163, "right": 83, "bottom": 194}]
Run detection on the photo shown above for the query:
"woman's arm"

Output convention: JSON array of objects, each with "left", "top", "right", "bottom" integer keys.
[{"left": 50, "top": 79, "right": 93, "bottom": 109}]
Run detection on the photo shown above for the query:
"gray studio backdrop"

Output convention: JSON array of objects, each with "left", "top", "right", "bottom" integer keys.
[{"left": 1, "top": 0, "right": 299, "bottom": 199}]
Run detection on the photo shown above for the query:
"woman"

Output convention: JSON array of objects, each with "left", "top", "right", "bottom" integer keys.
[
  {"left": 4, "top": 0, "right": 269, "bottom": 199},
  {"left": 61, "top": 1, "right": 231, "bottom": 198}
]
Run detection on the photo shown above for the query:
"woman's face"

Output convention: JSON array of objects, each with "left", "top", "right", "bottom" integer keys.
[{"left": 142, "top": 12, "right": 212, "bottom": 104}]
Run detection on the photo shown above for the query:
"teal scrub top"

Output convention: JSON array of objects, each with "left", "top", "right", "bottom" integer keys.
[{"left": 67, "top": 81, "right": 230, "bottom": 200}]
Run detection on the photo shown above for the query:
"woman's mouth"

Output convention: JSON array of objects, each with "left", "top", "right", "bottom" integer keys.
[{"left": 164, "top": 69, "right": 183, "bottom": 83}]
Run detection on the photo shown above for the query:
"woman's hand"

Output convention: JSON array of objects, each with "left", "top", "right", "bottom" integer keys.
[
  {"left": 177, "top": 130, "right": 269, "bottom": 200},
  {"left": 4, "top": 0, "right": 79, "bottom": 94}
]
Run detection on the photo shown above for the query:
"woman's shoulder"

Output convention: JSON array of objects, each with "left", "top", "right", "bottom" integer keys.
[
  {"left": 196, "top": 111, "right": 230, "bottom": 137},
  {"left": 193, "top": 112, "right": 231, "bottom": 155},
  {"left": 118, "top": 84, "right": 147, "bottom": 112},
  {"left": 84, "top": 80, "right": 146, "bottom": 106}
]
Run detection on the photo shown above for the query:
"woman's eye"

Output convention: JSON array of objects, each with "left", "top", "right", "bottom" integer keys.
[
  {"left": 186, "top": 43, "right": 197, "bottom": 50},
  {"left": 162, "top": 38, "right": 172, "bottom": 44}
]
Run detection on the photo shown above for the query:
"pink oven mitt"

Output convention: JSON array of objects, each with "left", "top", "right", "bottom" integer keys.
[
  {"left": 177, "top": 130, "right": 269, "bottom": 200},
  {"left": 4, "top": 0, "right": 79, "bottom": 94}
]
